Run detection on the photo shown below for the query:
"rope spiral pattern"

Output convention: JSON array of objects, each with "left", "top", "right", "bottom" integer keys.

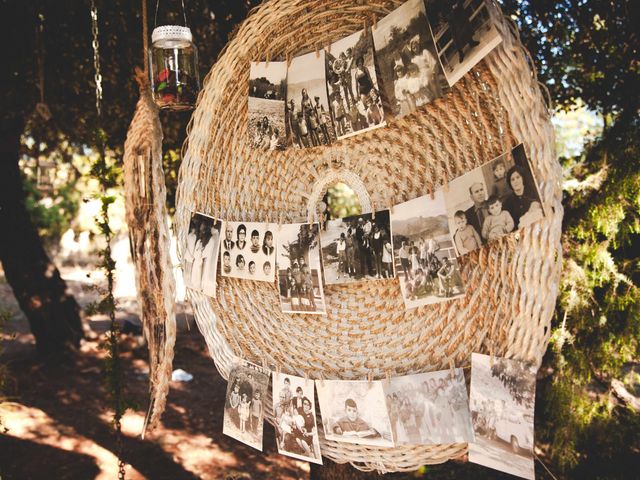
[{"left": 176, "top": 0, "right": 562, "bottom": 471}]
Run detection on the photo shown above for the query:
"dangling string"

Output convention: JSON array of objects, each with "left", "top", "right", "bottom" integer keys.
[
  {"left": 154, "top": 0, "right": 188, "bottom": 27},
  {"left": 142, "top": 0, "right": 149, "bottom": 77}
]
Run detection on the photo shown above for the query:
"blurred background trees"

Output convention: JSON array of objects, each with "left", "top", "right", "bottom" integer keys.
[{"left": 0, "top": 0, "right": 638, "bottom": 477}]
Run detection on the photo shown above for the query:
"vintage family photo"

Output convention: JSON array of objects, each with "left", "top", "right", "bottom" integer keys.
[
  {"left": 220, "top": 221, "right": 277, "bottom": 282},
  {"left": 183, "top": 212, "right": 222, "bottom": 298},
  {"left": 383, "top": 368, "right": 474, "bottom": 445},
  {"left": 445, "top": 144, "right": 545, "bottom": 256},
  {"left": 223, "top": 360, "right": 271, "bottom": 451},
  {"left": 286, "top": 50, "right": 336, "bottom": 148},
  {"left": 391, "top": 191, "right": 465, "bottom": 309},
  {"left": 277, "top": 222, "right": 326, "bottom": 314},
  {"left": 320, "top": 210, "right": 394, "bottom": 285},
  {"left": 425, "top": 0, "right": 503, "bottom": 86},
  {"left": 468, "top": 353, "right": 536, "bottom": 480},
  {"left": 326, "top": 29, "right": 385, "bottom": 139},
  {"left": 248, "top": 61, "right": 287, "bottom": 150},
  {"left": 316, "top": 379, "right": 394, "bottom": 447},
  {"left": 273, "top": 373, "right": 323, "bottom": 464},
  {"left": 372, "top": 0, "right": 448, "bottom": 118}
]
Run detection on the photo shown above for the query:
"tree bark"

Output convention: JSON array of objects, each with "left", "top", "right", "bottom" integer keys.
[
  {"left": 310, "top": 459, "right": 383, "bottom": 480},
  {"left": 0, "top": 117, "right": 83, "bottom": 357}
]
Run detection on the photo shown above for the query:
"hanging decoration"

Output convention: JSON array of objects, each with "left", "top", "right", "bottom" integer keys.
[
  {"left": 149, "top": 0, "right": 200, "bottom": 110},
  {"left": 123, "top": 0, "right": 177, "bottom": 435},
  {"left": 169, "top": 0, "right": 562, "bottom": 474}
]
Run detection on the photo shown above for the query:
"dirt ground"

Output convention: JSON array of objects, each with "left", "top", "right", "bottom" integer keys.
[{"left": 0, "top": 268, "right": 525, "bottom": 480}]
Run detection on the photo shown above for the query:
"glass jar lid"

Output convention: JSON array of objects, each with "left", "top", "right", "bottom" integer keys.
[{"left": 151, "top": 25, "right": 193, "bottom": 48}]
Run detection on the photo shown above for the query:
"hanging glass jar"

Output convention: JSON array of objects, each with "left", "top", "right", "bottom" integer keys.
[{"left": 149, "top": 2, "right": 200, "bottom": 111}]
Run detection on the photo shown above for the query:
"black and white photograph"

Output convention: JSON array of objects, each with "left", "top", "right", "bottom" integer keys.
[
  {"left": 391, "top": 191, "right": 465, "bottom": 309},
  {"left": 277, "top": 222, "right": 326, "bottom": 314},
  {"left": 316, "top": 379, "right": 394, "bottom": 447},
  {"left": 249, "top": 61, "right": 288, "bottom": 150},
  {"left": 469, "top": 353, "right": 536, "bottom": 479},
  {"left": 444, "top": 144, "right": 545, "bottom": 256},
  {"left": 371, "top": 0, "right": 448, "bottom": 118},
  {"left": 182, "top": 212, "right": 222, "bottom": 298},
  {"left": 223, "top": 360, "right": 271, "bottom": 451},
  {"left": 326, "top": 29, "right": 385, "bottom": 140},
  {"left": 220, "top": 220, "right": 277, "bottom": 282},
  {"left": 286, "top": 50, "right": 336, "bottom": 148},
  {"left": 425, "top": 0, "right": 502, "bottom": 86},
  {"left": 383, "top": 368, "right": 474, "bottom": 445},
  {"left": 319, "top": 210, "right": 394, "bottom": 285},
  {"left": 272, "top": 372, "right": 323, "bottom": 464}
]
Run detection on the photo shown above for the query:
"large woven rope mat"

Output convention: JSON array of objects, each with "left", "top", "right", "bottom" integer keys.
[
  {"left": 123, "top": 80, "right": 177, "bottom": 435},
  {"left": 176, "top": 0, "right": 562, "bottom": 471}
]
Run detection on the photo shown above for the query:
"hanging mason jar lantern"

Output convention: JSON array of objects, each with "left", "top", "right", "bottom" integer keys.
[{"left": 149, "top": 2, "right": 200, "bottom": 111}]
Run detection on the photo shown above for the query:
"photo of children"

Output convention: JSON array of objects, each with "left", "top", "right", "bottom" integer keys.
[
  {"left": 320, "top": 210, "right": 394, "bottom": 285},
  {"left": 444, "top": 144, "right": 545, "bottom": 256},
  {"left": 223, "top": 360, "right": 270, "bottom": 451},
  {"left": 391, "top": 191, "right": 465, "bottom": 309},
  {"left": 383, "top": 368, "right": 474, "bottom": 445},
  {"left": 469, "top": 353, "right": 537, "bottom": 479},
  {"left": 326, "top": 29, "right": 385, "bottom": 140},
  {"left": 272, "top": 373, "right": 323, "bottom": 464},
  {"left": 425, "top": 0, "right": 502, "bottom": 86},
  {"left": 248, "top": 61, "right": 287, "bottom": 150},
  {"left": 372, "top": 0, "right": 448, "bottom": 118},
  {"left": 277, "top": 222, "right": 326, "bottom": 314},
  {"left": 286, "top": 50, "right": 336, "bottom": 148},
  {"left": 316, "top": 379, "right": 394, "bottom": 447},
  {"left": 182, "top": 212, "right": 222, "bottom": 298},
  {"left": 220, "top": 221, "right": 277, "bottom": 282}
]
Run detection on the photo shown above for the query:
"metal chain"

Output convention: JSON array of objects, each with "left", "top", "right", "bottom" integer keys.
[
  {"left": 90, "top": 0, "right": 103, "bottom": 116},
  {"left": 90, "top": 8, "right": 125, "bottom": 480}
]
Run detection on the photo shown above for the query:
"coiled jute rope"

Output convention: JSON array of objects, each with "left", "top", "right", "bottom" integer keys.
[
  {"left": 123, "top": 73, "right": 177, "bottom": 436},
  {"left": 175, "top": 0, "right": 562, "bottom": 471}
]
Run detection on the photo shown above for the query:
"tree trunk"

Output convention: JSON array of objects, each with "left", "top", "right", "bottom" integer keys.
[
  {"left": 310, "top": 459, "right": 383, "bottom": 480},
  {"left": 0, "top": 117, "right": 83, "bottom": 357}
]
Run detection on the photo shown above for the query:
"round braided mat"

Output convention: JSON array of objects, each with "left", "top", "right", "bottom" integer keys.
[{"left": 176, "top": 0, "right": 562, "bottom": 471}]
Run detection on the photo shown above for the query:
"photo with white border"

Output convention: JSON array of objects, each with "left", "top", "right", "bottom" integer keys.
[
  {"left": 469, "top": 353, "right": 536, "bottom": 480},
  {"left": 383, "top": 368, "right": 474, "bottom": 445},
  {"left": 273, "top": 372, "right": 323, "bottom": 464},
  {"left": 316, "top": 379, "right": 394, "bottom": 447},
  {"left": 182, "top": 212, "right": 222, "bottom": 298}
]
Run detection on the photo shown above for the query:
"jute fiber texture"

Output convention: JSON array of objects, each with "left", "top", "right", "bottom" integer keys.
[
  {"left": 176, "top": 0, "right": 562, "bottom": 471},
  {"left": 123, "top": 80, "right": 177, "bottom": 436}
]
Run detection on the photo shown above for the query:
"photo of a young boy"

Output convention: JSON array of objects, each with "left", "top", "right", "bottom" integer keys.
[{"left": 316, "top": 379, "right": 394, "bottom": 447}]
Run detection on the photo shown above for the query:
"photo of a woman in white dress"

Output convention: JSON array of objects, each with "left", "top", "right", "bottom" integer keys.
[{"left": 183, "top": 213, "right": 222, "bottom": 298}]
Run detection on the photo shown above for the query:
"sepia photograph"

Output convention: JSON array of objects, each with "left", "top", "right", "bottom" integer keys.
[
  {"left": 444, "top": 144, "right": 545, "bottom": 256},
  {"left": 223, "top": 360, "right": 271, "bottom": 451},
  {"left": 468, "top": 353, "right": 536, "bottom": 480},
  {"left": 220, "top": 221, "right": 277, "bottom": 282},
  {"left": 272, "top": 372, "right": 323, "bottom": 464},
  {"left": 320, "top": 209, "right": 394, "bottom": 285},
  {"left": 425, "top": 0, "right": 503, "bottom": 86},
  {"left": 183, "top": 212, "right": 222, "bottom": 298},
  {"left": 286, "top": 50, "right": 336, "bottom": 148},
  {"left": 326, "top": 29, "right": 385, "bottom": 140},
  {"left": 391, "top": 191, "right": 465, "bottom": 309},
  {"left": 248, "top": 61, "right": 287, "bottom": 150},
  {"left": 316, "top": 379, "right": 394, "bottom": 447},
  {"left": 383, "top": 368, "right": 474, "bottom": 445},
  {"left": 371, "top": 0, "right": 448, "bottom": 118},
  {"left": 277, "top": 222, "right": 326, "bottom": 315}
]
